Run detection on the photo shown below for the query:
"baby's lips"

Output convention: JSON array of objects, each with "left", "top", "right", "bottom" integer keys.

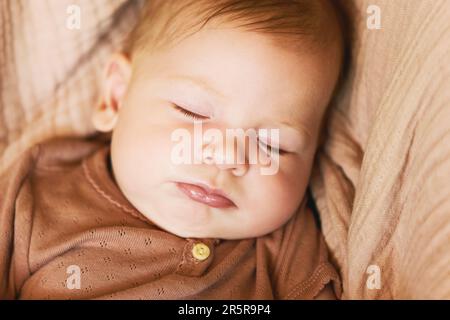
[{"left": 175, "top": 182, "right": 236, "bottom": 208}]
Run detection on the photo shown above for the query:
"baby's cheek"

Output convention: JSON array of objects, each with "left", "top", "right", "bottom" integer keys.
[
  {"left": 112, "top": 127, "right": 171, "bottom": 190},
  {"left": 272, "top": 172, "right": 306, "bottom": 206},
  {"left": 248, "top": 169, "right": 307, "bottom": 215},
  {"left": 241, "top": 174, "right": 305, "bottom": 236}
]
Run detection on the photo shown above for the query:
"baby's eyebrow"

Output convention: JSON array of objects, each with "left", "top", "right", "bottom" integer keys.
[
  {"left": 167, "top": 74, "right": 225, "bottom": 100},
  {"left": 273, "top": 119, "right": 313, "bottom": 139}
]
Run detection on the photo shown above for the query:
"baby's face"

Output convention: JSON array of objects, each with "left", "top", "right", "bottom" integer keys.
[{"left": 94, "top": 27, "right": 341, "bottom": 239}]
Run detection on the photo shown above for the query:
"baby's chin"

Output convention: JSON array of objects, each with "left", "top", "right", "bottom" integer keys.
[
  {"left": 144, "top": 207, "right": 284, "bottom": 240},
  {"left": 144, "top": 203, "right": 234, "bottom": 239}
]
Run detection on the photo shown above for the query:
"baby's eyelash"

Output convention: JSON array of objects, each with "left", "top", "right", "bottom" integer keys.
[
  {"left": 173, "top": 104, "right": 210, "bottom": 120},
  {"left": 258, "top": 140, "right": 288, "bottom": 156}
]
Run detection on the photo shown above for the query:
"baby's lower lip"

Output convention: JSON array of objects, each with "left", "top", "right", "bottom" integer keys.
[{"left": 175, "top": 182, "right": 236, "bottom": 208}]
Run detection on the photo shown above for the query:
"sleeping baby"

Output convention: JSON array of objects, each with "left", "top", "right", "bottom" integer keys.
[{"left": 0, "top": 0, "right": 344, "bottom": 299}]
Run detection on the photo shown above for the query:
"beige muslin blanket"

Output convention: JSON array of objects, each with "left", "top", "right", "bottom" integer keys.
[{"left": 0, "top": 0, "right": 449, "bottom": 299}]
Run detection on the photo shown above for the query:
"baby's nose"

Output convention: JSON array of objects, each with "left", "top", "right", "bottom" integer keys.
[
  {"left": 215, "top": 158, "right": 248, "bottom": 177},
  {"left": 202, "top": 137, "right": 249, "bottom": 177}
]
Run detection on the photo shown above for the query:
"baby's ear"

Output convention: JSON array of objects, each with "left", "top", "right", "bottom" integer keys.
[{"left": 92, "top": 53, "right": 131, "bottom": 132}]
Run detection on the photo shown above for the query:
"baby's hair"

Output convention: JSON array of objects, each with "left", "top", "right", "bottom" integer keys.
[{"left": 125, "top": 0, "right": 344, "bottom": 61}]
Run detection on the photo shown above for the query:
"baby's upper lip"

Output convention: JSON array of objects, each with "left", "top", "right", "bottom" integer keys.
[{"left": 194, "top": 182, "right": 231, "bottom": 198}]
